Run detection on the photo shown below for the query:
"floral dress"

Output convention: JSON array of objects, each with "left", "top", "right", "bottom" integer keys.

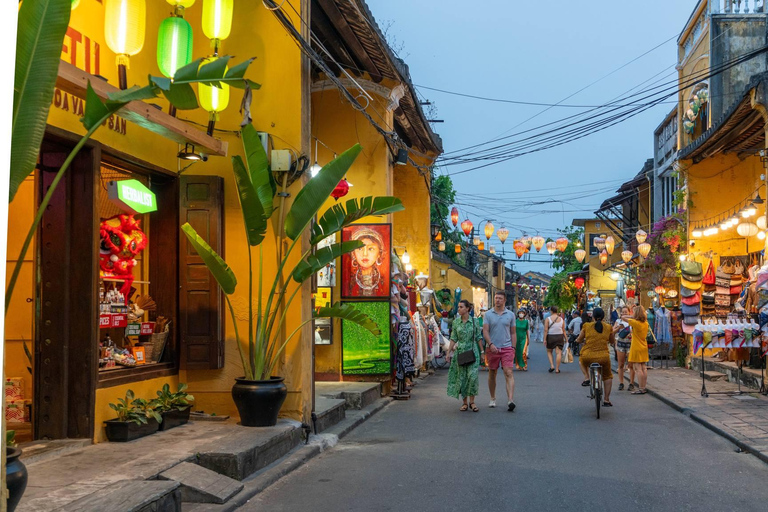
[{"left": 447, "top": 316, "right": 482, "bottom": 399}]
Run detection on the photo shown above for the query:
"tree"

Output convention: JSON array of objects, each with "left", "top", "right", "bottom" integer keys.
[
  {"left": 544, "top": 226, "right": 584, "bottom": 311},
  {"left": 430, "top": 174, "right": 465, "bottom": 265}
]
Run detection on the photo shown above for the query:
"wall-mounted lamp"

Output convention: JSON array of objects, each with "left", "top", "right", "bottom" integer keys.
[{"left": 177, "top": 143, "right": 204, "bottom": 161}]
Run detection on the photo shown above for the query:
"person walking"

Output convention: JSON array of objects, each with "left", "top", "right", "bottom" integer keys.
[
  {"left": 613, "top": 306, "right": 632, "bottom": 391},
  {"left": 515, "top": 309, "right": 530, "bottom": 371},
  {"left": 575, "top": 307, "right": 615, "bottom": 407},
  {"left": 483, "top": 291, "right": 517, "bottom": 411},
  {"left": 544, "top": 306, "right": 566, "bottom": 373},
  {"left": 622, "top": 305, "right": 649, "bottom": 394},
  {"left": 532, "top": 308, "right": 544, "bottom": 343},
  {"left": 567, "top": 310, "right": 583, "bottom": 355},
  {"left": 446, "top": 300, "right": 484, "bottom": 412}
]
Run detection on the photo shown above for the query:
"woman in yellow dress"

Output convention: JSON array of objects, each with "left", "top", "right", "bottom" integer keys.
[
  {"left": 623, "top": 305, "right": 649, "bottom": 395},
  {"left": 575, "top": 307, "right": 615, "bottom": 407}
]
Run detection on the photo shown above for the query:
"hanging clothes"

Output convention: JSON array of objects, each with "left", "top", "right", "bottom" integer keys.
[
  {"left": 654, "top": 307, "right": 673, "bottom": 344},
  {"left": 395, "top": 321, "right": 415, "bottom": 381},
  {"left": 413, "top": 312, "right": 427, "bottom": 369}
]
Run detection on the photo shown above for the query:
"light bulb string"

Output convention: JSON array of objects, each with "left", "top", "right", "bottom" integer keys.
[{"left": 690, "top": 185, "right": 765, "bottom": 229}]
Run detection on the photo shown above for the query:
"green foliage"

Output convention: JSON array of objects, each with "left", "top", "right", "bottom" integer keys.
[
  {"left": 6, "top": 430, "right": 16, "bottom": 448},
  {"left": 543, "top": 273, "right": 576, "bottom": 312},
  {"left": 310, "top": 197, "right": 404, "bottom": 245},
  {"left": 108, "top": 390, "right": 150, "bottom": 425},
  {"left": 133, "top": 398, "right": 163, "bottom": 424},
  {"left": 315, "top": 302, "right": 383, "bottom": 336},
  {"left": 550, "top": 226, "right": 584, "bottom": 273},
  {"left": 544, "top": 227, "right": 582, "bottom": 311},
  {"left": 151, "top": 383, "right": 195, "bottom": 413},
  {"left": 429, "top": 175, "right": 465, "bottom": 265},
  {"left": 181, "top": 223, "right": 237, "bottom": 294}
]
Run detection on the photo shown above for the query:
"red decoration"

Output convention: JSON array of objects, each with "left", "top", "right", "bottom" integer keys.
[
  {"left": 451, "top": 207, "right": 459, "bottom": 227},
  {"left": 574, "top": 277, "right": 585, "bottom": 289},
  {"left": 461, "top": 218, "right": 473, "bottom": 237},
  {"left": 331, "top": 179, "right": 350, "bottom": 200},
  {"left": 99, "top": 214, "right": 147, "bottom": 301}
]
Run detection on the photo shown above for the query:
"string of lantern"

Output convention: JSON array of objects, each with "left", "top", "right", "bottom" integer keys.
[{"left": 689, "top": 190, "right": 765, "bottom": 240}]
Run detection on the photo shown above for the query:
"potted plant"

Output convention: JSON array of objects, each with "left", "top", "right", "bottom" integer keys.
[
  {"left": 6, "top": 430, "right": 27, "bottom": 512},
  {"left": 104, "top": 390, "right": 161, "bottom": 442},
  {"left": 153, "top": 383, "right": 195, "bottom": 431},
  {"left": 182, "top": 124, "right": 404, "bottom": 426}
]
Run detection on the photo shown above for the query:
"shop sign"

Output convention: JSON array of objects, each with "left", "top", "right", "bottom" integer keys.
[
  {"left": 140, "top": 322, "right": 155, "bottom": 335},
  {"left": 125, "top": 323, "right": 141, "bottom": 336},
  {"left": 108, "top": 180, "right": 157, "bottom": 214},
  {"left": 99, "top": 314, "right": 112, "bottom": 329},
  {"left": 111, "top": 314, "right": 128, "bottom": 328}
]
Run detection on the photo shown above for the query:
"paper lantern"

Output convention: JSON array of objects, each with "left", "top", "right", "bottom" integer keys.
[
  {"left": 157, "top": 16, "right": 193, "bottom": 79},
  {"left": 202, "top": 0, "right": 233, "bottom": 51},
  {"left": 199, "top": 58, "right": 230, "bottom": 133},
  {"left": 451, "top": 207, "right": 459, "bottom": 227},
  {"left": 546, "top": 241, "right": 557, "bottom": 255},
  {"left": 604, "top": 235, "right": 615, "bottom": 255},
  {"left": 757, "top": 215, "right": 767, "bottom": 230},
  {"left": 473, "top": 237, "right": 480, "bottom": 247},
  {"left": 438, "top": 241, "right": 445, "bottom": 251},
  {"left": 532, "top": 236, "right": 545, "bottom": 252},
  {"left": 574, "top": 249, "right": 586, "bottom": 263},
  {"left": 555, "top": 237, "right": 568, "bottom": 252},
  {"left": 737, "top": 222, "right": 759, "bottom": 237},
  {"left": 636, "top": 229, "right": 648, "bottom": 244},
  {"left": 574, "top": 277, "right": 585, "bottom": 289},
  {"left": 497, "top": 227, "right": 509, "bottom": 244},
  {"left": 621, "top": 250, "right": 632, "bottom": 264},
  {"left": 104, "top": 0, "right": 146, "bottom": 88},
  {"left": 489, "top": 246, "right": 496, "bottom": 255},
  {"left": 599, "top": 250, "right": 608, "bottom": 265},
  {"left": 638, "top": 242, "right": 651, "bottom": 258},
  {"left": 330, "top": 179, "right": 350, "bottom": 201},
  {"left": 521, "top": 235, "right": 532, "bottom": 249},
  {"left": 484, "top": 221, "right": 494, "bottom": 240},
  {"left": 691, "top": 228, "right": 703, "bottom": 238},
  {"left": 654, "top": 286, "right": 665, "bottom": 295},
  {"left": 461, "top": 219, "right": 473, "bottom": 237},
  {"left": 435, "top": 231, "right": 443, "bottom": 242},
  {"left": 455, "top": 244, "right": 461, "bottom": 254},
  {"left": 594, "top": 237, "right": 606, "bottom": 251},
  {"left": 478, "top": 241, "right": 485, "bottom": 251},
  {"left": 514, "top": 240, "right": 526, "bottom": 259}
]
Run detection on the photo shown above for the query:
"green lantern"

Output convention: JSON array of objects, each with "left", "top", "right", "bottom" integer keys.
[{"left": 157, "top": 16, "right": 193, "bottom": 79}]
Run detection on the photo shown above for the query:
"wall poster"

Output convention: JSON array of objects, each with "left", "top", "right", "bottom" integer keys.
[
  {"left": 314, "top": 318, "right": 332, "bottom": 345},
  {"left": 341, "top": 224, "right": 391, "bottom": 299},
  {"left": 341, "top": 301, "right": 391, "bottom": 375},
  {"left": 316, "top": 234, "right": 337, "bottom": 287},
  {"left": 314, "top": 287, "right": 332, "bottom": 311}
]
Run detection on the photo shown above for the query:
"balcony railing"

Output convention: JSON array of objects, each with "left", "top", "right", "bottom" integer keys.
[{"left": 711, "top": 0, "right": 766, "bottom": 13}]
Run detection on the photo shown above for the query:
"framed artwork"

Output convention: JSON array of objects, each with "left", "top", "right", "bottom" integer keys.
[
  {"left": 341, "top": 301, "right": 391, "bottom": 375},
  {"left": 314, "top": 287, "right": 332, "bottom": 311},
  {"left": 314, "top": 317, "right": 332, "bottom": 345},
  {"left": 341, "top": 224, "right": 391, "bottom": 299},
  {"left": 316, "top": 234, "right": 337, "bottom": 287}
]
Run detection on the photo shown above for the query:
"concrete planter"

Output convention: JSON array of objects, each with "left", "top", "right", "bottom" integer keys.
[
  {"left": 104, "top": 417, "right": 160, "bottom": 442},
  {"left": 159, "top": 408, "right": 191, "bottom": 431}
]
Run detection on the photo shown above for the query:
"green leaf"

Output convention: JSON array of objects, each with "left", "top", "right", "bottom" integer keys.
[
  {"left": 285, "top": 145, "right": 363, "bottom": 240},
  {"left": 310, "top": 196, "right": 405, "bottom": 245},
  {"left": 232, "top": 156, "right": 267, "bottom": 246},
  {"left": 181, "top": 223, "right": 238, "bottom": 294},
  {"left": 150, "top": 75, "right": 172, "bottom": 91},
  {"left": 126, "top": 390, "right": 135, "bottom": 401},
  {"left": 242, "top": 124, "right": 275, "bottom": 218},
  {"left": 81, "top": 83, "right": 111, "bottom": 130},
  {"left": 225, "top": 58, "right": 255, "bottom": 80},
  {"left": 82, "top": 83, "right": 159, "bottom": 131},
  {"left": 11, "top": 0, "right": 72, "bottom": 201},
  {"left": 315, "top": 302, "right": 382, "bottom": 336},
  {"left": 173, "top": 57, "right": 205, "bottom": 84},
  {"left": 291, "top": 241, "right": 363, "bottom": 283},
  {"left": 199, "top": 56, "right": 232, "bottom": 84},
  {"left": 163, "top": 82, "right": 199, "bottom": 110},
  {"left": 231, "top": 79, "right": 262, "bottom": 91}
]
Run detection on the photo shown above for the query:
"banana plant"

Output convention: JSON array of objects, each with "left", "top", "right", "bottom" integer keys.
[{"left": 182, "top": 124, "right": 405, "bottom": 381}]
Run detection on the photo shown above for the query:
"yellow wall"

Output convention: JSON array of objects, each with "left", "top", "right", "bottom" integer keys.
[
  {"left": 678, "top": 1, "right": 711, "bottom": 146},
  {"left": 430, "top": 258, "right": 482, "bottom": 304},
  {"left": 393, "top": 163, "right": 430, "bottom": 278}
]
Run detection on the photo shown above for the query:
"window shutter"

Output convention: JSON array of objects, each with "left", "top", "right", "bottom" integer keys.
[{"left": 179, "top": 175, "right": 225, "bottom": 369}]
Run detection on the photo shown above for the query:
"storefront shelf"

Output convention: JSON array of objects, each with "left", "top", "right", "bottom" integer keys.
[{"left": 97, "top": 362, "right": 177, "bottom": 389}]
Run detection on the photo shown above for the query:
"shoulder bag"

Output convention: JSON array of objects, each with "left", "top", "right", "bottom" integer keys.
[
  {"left": 702, "top": 260, "right": 716, "bottom": 285},
  {"left": 457, "top": 319, "right": 477, "bottom": 366}
]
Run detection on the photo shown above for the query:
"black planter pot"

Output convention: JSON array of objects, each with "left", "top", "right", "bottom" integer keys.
[
  {"left": 104, "top": 417, "right": 160, "bottom": 442},
  {"left": 232, "top": 377, "right": 287, "bottom": 427},
  {"left": 6, "top": 447, "right": 27, "bottom": 512},
  {"left": 159, "top": 408, "right": 191, "bottom": 431}
]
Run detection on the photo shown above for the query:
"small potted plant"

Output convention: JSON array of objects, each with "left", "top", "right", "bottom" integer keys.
[
  {"left": 153, "top": 383, "right": 195, "bottom": 431},
  {"left": 6, "top": 430, "right": 27, "bottom": 512},
  {"left": 105, "top": 389, "right": 161, "bottom": 442}
]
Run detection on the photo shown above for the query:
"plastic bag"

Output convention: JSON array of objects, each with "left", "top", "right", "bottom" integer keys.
[{"left": 562, "top": 342, "right": 573, "bottom": 363}]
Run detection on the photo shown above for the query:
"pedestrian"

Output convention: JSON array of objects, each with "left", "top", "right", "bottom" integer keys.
[
  {"left": 575, "top": 307, "right": 615, "bottom": 406},
  {"left": 515, "top": 309, "right": 530, "bottom": 371},
  {"left": 533, "top": 308, "right": 545, "bottom": 343},
  {"left": 622, "top": 305, "right": 649, "bottom": 394},
  {"left": 544, "top": 306, "right": 566, "bottom": 373},
  {"left": 446, "top": 300, "right": 484, "bottom": 412},
  {"left": 612, "top": 306, "right": 632, "bottom": 391},
  {"left": 567, "top": 310, "right": 583, "bottom": 350},
  {"left": 483, "top": 291, "right": 517, "bottom": 411},
  {"left": 610, "top": 305, "right": 619, "bottom": 325}
]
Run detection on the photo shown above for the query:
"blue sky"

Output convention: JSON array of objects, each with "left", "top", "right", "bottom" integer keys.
[{"left": 368, "top": 0, "right": 697, "bottom": 275}]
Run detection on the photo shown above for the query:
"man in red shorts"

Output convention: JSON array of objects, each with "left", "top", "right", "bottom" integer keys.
[{"left": 483, "top": 291, "right": 517, "bottom": 411}]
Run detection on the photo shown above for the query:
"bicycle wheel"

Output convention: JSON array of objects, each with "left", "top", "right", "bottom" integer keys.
[
  {"left": 433, "top": 353, "right": 447, "bottom": 369},
  {"left": 595, "top": 387, "right": 601, "bottom": 419}
]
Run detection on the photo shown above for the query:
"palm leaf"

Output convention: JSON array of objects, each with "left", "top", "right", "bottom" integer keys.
[
  {"left": 291, "top": 241, "right": 362, "bottom": 283},
  {"left": 10, "top": 0, "right": 72, "bottom": 201},
  {"left": 310, "top": 197, "right": 404, "bottom": 245},
  {"left": 315, "top": 302, "right": 381, "bottom": 336},
  {"left": 232, "top": 156, "right": 267, "bottom": 246},
  {"left": 82, "top": 83, "right": 159, "bottom": 130},
  {"left": 284, "top": 145, "right": 362, "bottom": 240},
  {"left": 242, "top": 124, "right": 275, "bottom": 218},
  {"left": 181, "top": 223, "right": 237, "bottom": 294}
]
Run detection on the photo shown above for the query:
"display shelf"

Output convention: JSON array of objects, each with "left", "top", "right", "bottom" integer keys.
[{"left": 101, "top": 277, "right": 151, "bottom": 284}]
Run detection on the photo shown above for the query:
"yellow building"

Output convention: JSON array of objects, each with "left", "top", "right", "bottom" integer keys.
[{"left": 430, "top": 252, "right": 487, "bottom": 310}]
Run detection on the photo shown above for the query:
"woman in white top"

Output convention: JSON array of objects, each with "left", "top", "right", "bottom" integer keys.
[{"left": 543, "top": 306, "right": 566, "bottom": 373}]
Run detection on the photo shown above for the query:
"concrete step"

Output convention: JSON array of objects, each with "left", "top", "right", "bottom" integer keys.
[
  {"left": 691, "top": 356, "right": 764, "bottom": 390},
  {"left": 315, "top": 382, "right": 382, "bottom": 410},
  {"left": 160, "top": 462, "right": 243, "bottom": 504},
  {"left": 701, "top": 371, "right": 727, "bottom": 381},
  {"left": 195, "top": 420, "right": 303, "bottom": 481},
  {"left": 20, "top": 439, "right": 91, "bottom": 466},
  {"left": 313, "top": 397, "right": 346, "bottom": 433},
  {"left": 59, "top": 480, "right": 180, "bottom": 512}
]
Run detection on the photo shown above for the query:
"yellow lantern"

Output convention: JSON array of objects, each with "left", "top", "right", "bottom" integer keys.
[
  {"left": 489, "top": 246, "right": 496, "bottom": 255},
  {"left": 532, "top": 236, "right": 545, "bottom": 252},
  {"left": 198, "top": 58, "right": 230, "bottom": 134},
  {"left": 478, "top": 241, "right": 485, "bottom": 251},
  {"left": 484, "top": 221, "right": 494, "bottom": 240},
  {"left": 435, "top": 231, "right": 442, "bottom": 242},
  {"left": 636, "top": 229, "right": 648, "bottom": 244},
  {"left": 638, "top": 242, "right": 651, "bottom": 258},
  {"left": 438, "top": 241, "right": 446, "bottom": 251},
  {"left": 546, "top": 241, "right": 557, "bottom": 255},
  {"left": 104, "top": 0, "right": 147, "bottom": 89},
  {"left": 604, "top": 236, "right": 615, "bottom": 255},
  {"left": 497, "top": 227, "right": 509, "bottom": 244},
  {"left": 167, "top": 0, "right": 195, "bottom": 8},
  {"left": 599, "top": 250, "right": 608, "bottom": 266},
  {"left": 621, "top": 250, "right": 632, "bottom": 264},
  {"left": 455, "top": 244, "right": 462, "bottom": 254},
  {"left": 202, "top": 0, "right": 233, "bottom": 53},
  {"left": 574, "top": 249, "right": 586, "bottom": 263}
]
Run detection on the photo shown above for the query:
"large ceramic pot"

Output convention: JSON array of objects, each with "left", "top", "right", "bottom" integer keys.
[
  {"left": 232, "top": 377, "right": 287, "bottom": 427},
  {"left": 6, "top": 447, "right": 28, "bottom": 512}
]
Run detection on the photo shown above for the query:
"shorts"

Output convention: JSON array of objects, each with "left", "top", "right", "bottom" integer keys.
[
  {"left": 616, "top": 340, "right": 631, "bottom": 353},
  {"left": 486, "top": 346, "right": 515, "bottom": 370},
  {"left": 546, "top": 334, "right": 565, "bottom": 350},
  {"left": 579, "top": 355, "right": 613, "bottom": 381}
]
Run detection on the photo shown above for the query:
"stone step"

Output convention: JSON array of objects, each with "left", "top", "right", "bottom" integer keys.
[
  {"left": 691, "top": 356, "right": 765, "bottom": 390},
  {"left": 195, "top": 420, "right": 303, "bottom": 481},
  {"left": 159, "top": 462, "right": 243, "bottom": 504},
  {"left": 313, "top": 397, "right": 346, "bottom": 433},
  {"left": 701, "top": 370, "right": 727, "bottom": 381},
  {"left": 59, "top": 480, "right": 180, "bottom": 512},
  {"left": 315, "top": 382, "right": 382, "bottom": 410}
]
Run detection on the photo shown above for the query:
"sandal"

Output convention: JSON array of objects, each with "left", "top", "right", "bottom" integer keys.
[
  {"left": 555, "top": 370, "right": 561, "bottom": 373},
  {"left": 618, "top": 383, "right": 624, "bottom": 391},
  {"left": 470, "top": 403, "right": 479, "bottom": 412},
  {"left": 581, "top": 380, "right": 590, "bottom": 387},
  {"left": 548, "top": 368, "right": 555, "bottom": 373},
  {"left": 460, "top": 404, "right": 468, "bottom": 411},
  {"left": 630, "top": 389, "right": 647, "bottom": 395},
  {"left": 603, "top": 401, "right": 613, "bottom": 407}
]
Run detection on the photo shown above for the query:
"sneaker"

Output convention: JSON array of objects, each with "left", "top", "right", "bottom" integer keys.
[
  {"left": 628, "top": 384, "right": 635, "bottom": 392},
  {"left": 618, "top": 383, "right": 624, "bottom": 391},
  {"left": 489, "top": 399, "right": 496, "bottom": 408},
  {"left": 508, "top": 401, "right": 516, "bottom": 412}
]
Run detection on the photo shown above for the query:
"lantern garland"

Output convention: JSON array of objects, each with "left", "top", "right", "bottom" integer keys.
[
  {"left": 461, "top": 219, "right": 473, "bottom": 237},
  {"left": 604, "top": 235, "right": 615, "bottom": 255},
  {"left": 497, "top": 227, "right": 509, "bottom": 244},
  {"left": 574, "top": 248, "right": 586, "bottom": 263},
  {"left": 513, "top": 240, "right": 526, "bottom": 259},
  {"left": 555, "top": 237, "right": 568, "bottom": 252},
  {"left": 546, "top": 241, "right": 557, "bottom": 255},
  {"left": 202, "top": 0, "right": 233, "bottom": 54},
  {"left": 484, "top": 221, "right": 494, "bottom": 240},
  {"left": 532, "top": 236, "right": 545, "bottom": 252}
]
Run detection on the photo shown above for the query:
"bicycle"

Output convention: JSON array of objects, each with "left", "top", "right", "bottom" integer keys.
[{"left": 588, "top": 362, "right": 603, "bottom": 419}]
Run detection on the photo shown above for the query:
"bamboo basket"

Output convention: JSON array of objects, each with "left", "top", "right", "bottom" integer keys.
[{"left": 143, "top": 326, "right": 169, "bottom": 363}]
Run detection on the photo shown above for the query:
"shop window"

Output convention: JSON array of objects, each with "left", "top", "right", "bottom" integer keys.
[{"left": 661, "top": 175, "right": 678, "bottom": 218}]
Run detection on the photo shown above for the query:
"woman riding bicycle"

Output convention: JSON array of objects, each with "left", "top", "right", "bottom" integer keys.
[{"left": 575, "top": 307, "right": 615, "bottom": 407}]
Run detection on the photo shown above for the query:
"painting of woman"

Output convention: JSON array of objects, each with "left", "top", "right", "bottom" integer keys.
[{"left": 342, "top": 224, "right": 391, "bottom": 299}]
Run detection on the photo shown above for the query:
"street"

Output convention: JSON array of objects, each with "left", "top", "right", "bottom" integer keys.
[{"left": 245, "top": 342, "right": 768, "bottom": 512}]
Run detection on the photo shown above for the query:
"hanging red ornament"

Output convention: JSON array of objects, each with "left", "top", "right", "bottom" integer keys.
[
  {"left": 451, "top": 207, "right": 459, "bottom": 227},
  {"left": 574, "top": 277, "right": 585, "bottom": 289},
  {"left": 461, "top": 219, "right": 473, "bottom": 237},
  {"left": 331, "top": 179, "right": 350, "bottom": 200}
]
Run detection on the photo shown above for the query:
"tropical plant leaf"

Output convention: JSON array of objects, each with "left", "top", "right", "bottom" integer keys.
[
  {"left": 172, "top": 57, "right": 205, "bottom": 84},
  {"left": 181, "top": 223, "right": 237, "bottom": 294},
  {"left": 242, "top": 124, "right": 275, "bottom": 218},
  {"left": 198, "top": 55, "right": 232, "bottom": 85},
  {"left": 310, "top": 196, "right": 405, "bottom": 245},
  {"left": 284, "top": 145, "right": 362, "bottom": 240},
  {"left": 315, "top": 302, "right": 382, "bottom": 336},
  {"left": 231, "top": 79, "right": 262, "bottom": 91},
  {"left": 291, "top": 241, "right": 363, "bottom": 283},
  {"left": 82, "top": 83, "right": 159, "bottom": 130},
  {"left": 10, "top": 0, "right": 72, "bottom": 201},
  {"left": 162, "top": 82, "right": 199, "bottom": 110},
  {"left": 225, "top": 58, "right": 255, "bottom": 81},
  {"left": 232, "top": 155, "right": 267, "bottom": 246}
]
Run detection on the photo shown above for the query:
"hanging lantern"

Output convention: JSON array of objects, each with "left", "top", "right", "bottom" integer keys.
[
  {"left": 513, "top": 240, "right": 526, "bottom": 259},
  {"left": 520, "top": 235, "right": 531, "bottom": 249},
  {"left": 654, "top": 285, "right": 665, "bottom": 295},
  {"left": 484, "top": 221, "right": 494, "bottom": 240},
  {"left": 202, "top": 0, "right": 233, "bottom": 53},
  {"left": 489, "top": 246, "right": 496, "bottom": 255},
  {"left": 473, "top": 237, "right": 480, "bottom": 247},
  {"left": 594, "top": 237, "right": 606, "bottom": 251},
  {"left": 574, "top": 277, "right": 585, "bottom": 290},
  {"left": 604, "top": 235, "right": 615, "bottom": 255},
  {"left": 451, "top": 207, "right": 459, "bottom": 227},
  {"left": 546, "top": 241, "right": 557, "bottom": 255},
  {"left": 532, "top": 236, "right": 545, "bottom": 252},
  {"left": 497, "top": 227, "right": 509, "bottom": 244},
  {"left": 574, "top": 248, "right": 586, "bottom": 263},
  {"left": 104, "top": 0, "right": 147, "bottom": 90},
  {"left": 438, "top": 241, "right": 445, "bottom": 251},
  {"left": 599, "top": 250, "right": 608, "bottom": 266},
  {"left": 434, "top": 231, "right": 442, "bottom": 242},
  {"left": 621, "top": 250, "right": 633, "bottom": 264},
  {"left": 737, "top": 222, "right": 759, "bottom": 237},
  {"left": 454, "top": 244, "right": 462, "bottom": 254},
  {"left": 638, "top": 242, "right": 651, "bottom": 258},
  {"left": 198, "top": 57, "right": 230, "bottom": 134},
  {"left": 157, "top": 16, "right": 193, "bottom": 80},
  {"left": 478, "top": 241, "right": 485, "bottom": 251},
  {"left": 167, "top": 0, "right": 195, "bottom": 10},
  {"left": 461, "top": 219, "right": 473, "bottom": 237},
  {"left": 636, "top": 229, "right": 648, "bottom": 244},
  {"left": 555, "top": 237, "right": 568, "bottom": 252},
  {"left": 757, "top": 215, "right": 767, "bottom": 230},
  {"left": 330, "top": 179, "right": 351, "bottom": 201}
]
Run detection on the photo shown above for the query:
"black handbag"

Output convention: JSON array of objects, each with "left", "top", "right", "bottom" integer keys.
[{"left": 457, "top": 319, "right": 477, "bottom": 366}]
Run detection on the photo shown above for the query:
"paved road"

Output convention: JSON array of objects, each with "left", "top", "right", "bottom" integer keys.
[{"left": 243, "top": 342, "right": 768, "bottom": 512}]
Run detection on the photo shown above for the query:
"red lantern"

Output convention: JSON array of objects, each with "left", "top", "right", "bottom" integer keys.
[
  {"left": 513, "top": 240, "right": 526, "bottom": 259},
  {"left": 451, "top": 207, "right": 459, "bottom": 227},
  {"left": 574, "top": 277, "right": 585, "bottom": 289},
  {"left": 461, "top": 219, "right": 473, "bottom": 237},
  {"left": 555, "top": 237, "right": 568, "bottom": 252},
  {"left": 331, "top": 179, "right": 350, "bottom": 200}
]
